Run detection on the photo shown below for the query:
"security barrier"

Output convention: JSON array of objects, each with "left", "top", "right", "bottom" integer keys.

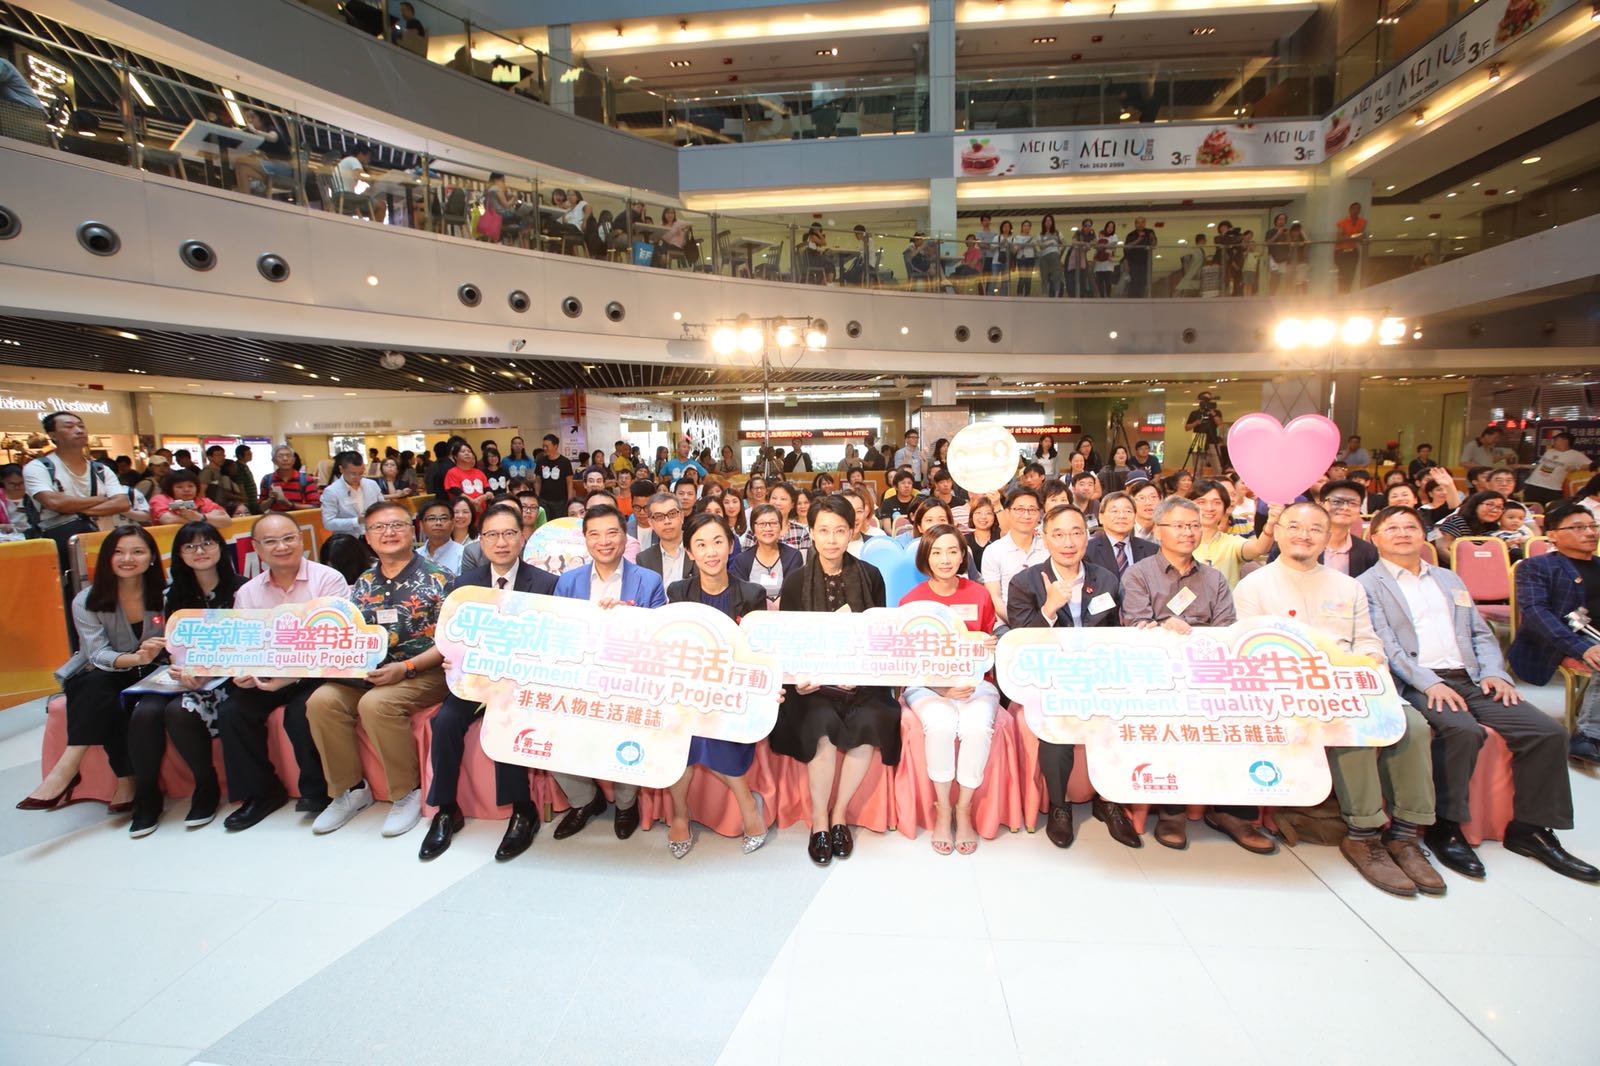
[{"left": 0, "top": 539, "right": 72, "bottom": 710}]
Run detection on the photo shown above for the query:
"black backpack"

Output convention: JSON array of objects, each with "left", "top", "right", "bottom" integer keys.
[{"left": 23, "top": 454, "right": 119, "bottom": 537}]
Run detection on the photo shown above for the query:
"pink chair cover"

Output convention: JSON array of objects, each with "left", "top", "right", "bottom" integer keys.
[
  {"left": 636, "top": 761, "right": 780, "bottom": 838},
  {"left": 40, "top": 693, "right": 433, "bottom": 805},
  {"left": 753, "top": 741, "right": 897, "bottom": 833},
  {"left": 891, "top": 701, "right": 1024, "bottom": 840},
  {"left": 1012, "top": 707, "right": 1095, "bottom": 826}
]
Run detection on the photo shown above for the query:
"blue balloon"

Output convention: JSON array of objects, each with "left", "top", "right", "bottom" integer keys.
[{"left": 861, "top": 536, "right": 924, "bottom": 607}]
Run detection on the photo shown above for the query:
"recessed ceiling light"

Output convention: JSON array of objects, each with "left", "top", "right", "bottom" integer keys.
[
  {"left": 816, "top": 48, "right": 838, "bottom": 57},
  {"left": 1190, "top": 27, "right": 1217, "bottom": 36},
  {"left": 668, "top": 59, "right": 691, "bottom": 68},
  {"left": 1521, "top": 156, "right": 1541, "bottom": 164},
  {"left": 1505, "top": 187, "right": 1517, "bottom": 194},
  {"left": 899, "top": 326, "right": 909, "bottom": 335},
  {"left": 1403, "top": 215, "right": 1415, "bottom": 221},
  {"left": 366, "top": 274, "right": 379, "bottom": 286},
  {"left": 1385, "top": 184, "right": 1396, "bottom": 190},
  {"left": 116, "top": 331, "right": 139, "bottom": 340},
  {"left": 1446, "top": 191, "right": 1457, "bottom": 197},
  {"left": 222, "top": 391, "right": 234, "bottom": 396},
  {"left": 184, "top": 383, "right": 199, "bottom": 388},
  {"left": 1108, "top": 330, "right": 1118, "bottom": 339},
  {"left": 673, "top": 311, "right": 682, "bottom": 320},
  {"left": 1032, "top": 36, "right": 1056, "bottom": 44},
  {"left": 1118, "top": 111, "right": 1132, "bottom": 120},
  {"left": 262, "top": 390, "right": 276, "bottom": 394},
  {"left": 344, "top": 391, "right": 359, "bottom": 396}
]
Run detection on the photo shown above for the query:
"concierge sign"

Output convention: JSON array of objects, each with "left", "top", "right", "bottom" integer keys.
[
  {"left": 996, "top": 617, "right": 1407, "bottom": 805},
  {"left": 437, "top": 588, "right": 781, "bottom": 787},
  {"left": 166, "top": 597, "right": 387, "bottom": 677}
]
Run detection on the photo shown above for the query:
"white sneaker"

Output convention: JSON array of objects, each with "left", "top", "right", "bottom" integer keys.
[
  {"left": 382, "top": 789, "right": 423, "bottom": 838},
  {"left": 312, "top": 783, "right": 373, "bottom": 835}
]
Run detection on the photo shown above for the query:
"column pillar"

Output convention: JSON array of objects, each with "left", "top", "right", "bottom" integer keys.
[
  {"left": 547, "top": 24, "right": 575, "bottom": 114},
  {"left": 926, "top": 0, "right": 957, "bottom": 242},
  {"left": 1293, "top": 170, "right": 1371, "bottom": 298}
]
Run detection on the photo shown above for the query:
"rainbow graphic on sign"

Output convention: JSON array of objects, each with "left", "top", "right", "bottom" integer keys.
[{"left": 168, "top": 596, "right": 387, "bottom": 678}]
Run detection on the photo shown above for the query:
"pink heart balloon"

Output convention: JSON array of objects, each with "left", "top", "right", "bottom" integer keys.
[{"left": 1226, "top": 413, "right": 1342, "bottom": 504}]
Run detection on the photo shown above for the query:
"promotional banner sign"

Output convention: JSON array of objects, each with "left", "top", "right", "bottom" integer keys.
[
  {"left": 955, "top": 121, "right": 1323, "bottom": 178},
  {"left": 166, "top": 597, "right": 387, "bottom": 677},
  {"left": 996, "top": 618, "right": 1407, "bottom": 806},
  {"left": 946, "top": 422, "right": 1021, "bottom": 495},
  {"left": 522, "top": 516, "right": 639, "bottom": 576},
  {"left": 437, "top": 588, "right": 781, "bottom": 787},
  {"left": 741, "top": 601, "right": 992, "bottom": 688},
  {"left": 1323, "top": 0, "right": 1578, "bottom": 157}
]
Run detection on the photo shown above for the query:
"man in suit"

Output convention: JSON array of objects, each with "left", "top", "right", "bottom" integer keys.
[
  {"left": 635, "top": 491, "right": 695, "bottom": 587},
  {"left": 1006, "top": 503, "right": 1137, "bottom": 849},
  {"left": 1508, "top": 502, "right": 1600, "bottom": 766},
  {"left": 1362, "top": 505, "right": 1595, "bottom": 882},
  {"left": 1085, "top": 490, "right": 1157, "bottom": 577},
  {"left": 549, "top": 504, "right": 667, "bottom": 840},
  {"left": 420, "top": 504, "right": 558, "bottom": 862}
]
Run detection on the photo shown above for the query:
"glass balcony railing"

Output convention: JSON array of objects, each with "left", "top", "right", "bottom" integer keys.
[{"left": 5, "top": 16, "right": 1592, "bottom": 304}]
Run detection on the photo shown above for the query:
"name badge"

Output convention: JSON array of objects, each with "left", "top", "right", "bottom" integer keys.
[
  {"left": 1453, "top": 589, "right": 1472, "bottom": 608},
  {"left": 954, "top": 603, "right": 980, "bottom": 623},
  {"left": 1166, "top": 586, "right": 1198, "bottom": 617},
  {"left": 1088, "top": 592, "right": 1115, "bottom": 615},
  {"left": 376, "top": 608, "right": 399, "bottom": 624}
]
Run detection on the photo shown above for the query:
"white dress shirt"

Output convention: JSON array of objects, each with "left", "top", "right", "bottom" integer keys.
[
  {"left": 488, "top": 559, "right": 519, "bottom": 590},
  {"left": 1380, "top": 558, "right": 1464, "bottom": 671},
  {"left": 658, "top": 543, "right": 688, "bottom": 587},
  {"left": 589, "top": 565, "right": 623, "bottom": 603}
]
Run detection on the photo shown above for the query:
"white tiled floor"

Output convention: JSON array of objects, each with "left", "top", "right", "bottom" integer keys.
[{"left": 0, "top": 685, "right": 1597, "bottom": 1065}]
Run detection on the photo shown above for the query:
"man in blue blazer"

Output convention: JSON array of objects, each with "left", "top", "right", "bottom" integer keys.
[
  {"left": 1508, "top": 502, "right": 1600, "bottom": 765},
  {"left": 549, "top": 504, "right": 666, "bottom": 841},
  {"left": 420, "top": 504, "right": 558, "bottom": 863},
  {"left": 1362, "top": 506, "right": 1595, "bottom": 882}
]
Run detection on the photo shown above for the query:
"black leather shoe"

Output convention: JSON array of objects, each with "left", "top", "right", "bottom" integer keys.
[
  {"left": 1504, "top": 825, "right": 1600, "bottom": 883},
  {"left": 614, "top": 802, "right": 641, "bottom": 840},
  {"left": 1093, "top": 797, "right": 1143, "bottom": 849},
  {"left": 1570, "top": 734, "right": 1600, "bottom": 768},
  {"left": 829, "top": 823, "right": 853, "bottom": 859},
  {"left": 223, "top": 789, "right": 287, "bottom": 832},
  {"left": 808, "top": 830, "right": 833, "bottom": 866},
  {"left": 1045, "top": 805, "right": 1075, "bottom": 849},
  {"left": 496, "top": 809, "right": 540, "bottom": 862},
  {"left": 418, "top": 807, "right": 464, "bottom": 861},
  {"left": 294, "top": 795, "right": 330, "bottom": 814},
  {"left": 1425, "top": 821, "right": 1485, "bottom": 878},
  {"left": 553, "top": 793, "right": 608, "bottom": 840}
]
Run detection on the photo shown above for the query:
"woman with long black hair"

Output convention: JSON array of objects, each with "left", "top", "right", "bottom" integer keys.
[
  {"left": 768, "top": 495, "right": 901, "bottom": 867},
  {"left": 126, "top": 521, "right": 246, "bottom": 836},
  {"left": 18, "top": 525, "right": 166, "bottom": 814}
]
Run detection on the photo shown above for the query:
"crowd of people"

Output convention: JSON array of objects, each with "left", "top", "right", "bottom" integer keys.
[{"left": 11, "top": 407, "right": 1600, "bottom": 894}]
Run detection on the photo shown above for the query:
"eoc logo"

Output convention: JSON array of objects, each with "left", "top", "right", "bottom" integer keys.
[
  {"left": 1249, "top": 760, "right": 1284, "bottom": 788},
  {"left": 615, "top": 740, "right": 644, "bottom": 767},
  {"left": 1129, "top": 762, "right": 1179, "bottom": 792}
]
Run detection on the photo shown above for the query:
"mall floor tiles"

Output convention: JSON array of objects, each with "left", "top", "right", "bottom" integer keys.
[{"left": 0, "top": 686, "right": 1595, "bottom": 1065}]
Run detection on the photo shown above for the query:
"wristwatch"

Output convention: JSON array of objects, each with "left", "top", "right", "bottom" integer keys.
[{"left": 403, "top": 659, "right": 417, "bottom": 680}]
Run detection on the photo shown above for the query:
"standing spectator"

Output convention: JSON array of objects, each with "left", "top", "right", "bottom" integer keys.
[
  {"left": 1460, "top": 426, "right": 1516, "bottom": 469},
  {"left": 893, "top": 429, "right": 927, "bottom": 485},
  {"left": 1522, "top": 432, "right": 1591, "bottom": 504},
  {"left": 536, "top": 433, "right": 574, "bottom": 515},
  {"left": 1341, "top": 435, "right": 1372, "bottom": 469},
  {"left": 1334, "top": 202, "right": 1367, "bottom": 293},
  {"left": 22, "top": 411, "right": 130, "bottom": 561},
  {"left": 1264, "top": 212, "right": 1293, "bottom": 294},
  {"left": 1067, "top": 218, "right": 1096, "bottom": 297},
  {"left": 1286, "top": 222, "right": 1310, "bottom": 293},
  {"left": 1093, "top": 221, "right": 1119, "bottom": 297},
  {"left": 320, "top": 450, "right": 382, "bottom": 536},
  {"left": 975, "top": 214, "right": 999, "bottom": 293},
  {"left": 230, "top": 444, "right": 261, "bottom": 514},
  {"left": 1214, "top": 220, "right": 1242, "bottom": 296},
  {"left": 1012, "top": 219, "right": 1037, "bottom": 296},
  {"left": 1124, "top": 216, "right": 1158, "bottom": 298},
  {"left": 261, "top": 444, "right": 319, "bottom": 512},
  {"left": 1036, "top": 214, "right": 1064, "bottom": 298},
  {"left": 197, "top": 446, "right": 233, "bottom": 509}
]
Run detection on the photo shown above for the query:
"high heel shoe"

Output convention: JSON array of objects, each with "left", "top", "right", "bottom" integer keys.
[
  {"left": 742, "top": 795, "right": 770, "bottom": 855},
  {"left": 667, "top": 828, "right": 696, "bottom": 860},
  {"left": 16, "top": 773, "right": 81, "bottom": 811}
]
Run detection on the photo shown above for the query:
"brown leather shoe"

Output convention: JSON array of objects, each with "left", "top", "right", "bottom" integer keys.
[
  {"left": 1155, "top": 809, "right": 1188, "bottom": 850},
  {"left": 1340, "top": 834, "right": 1417, "bottom": 897},
  {"left": 1092, "top": 796, "right": 1142, "bottom": 849},
  {"left": 1044, "top": 805, "right": 1074, "bottom": 849},
  {"left": 1385, "top": 837, "right": 1446, "bottom": 896},
  {"left": 1204, "top": 811, "right": 1278, "bottom": 855}
]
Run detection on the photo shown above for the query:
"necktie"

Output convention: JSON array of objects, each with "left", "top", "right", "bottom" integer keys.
[
  {"left": 496, "top": 577, "right": 508, "bottom": 590},
  {"left": 1114, "top": 540, "right": 1127, "bottom": 574}
]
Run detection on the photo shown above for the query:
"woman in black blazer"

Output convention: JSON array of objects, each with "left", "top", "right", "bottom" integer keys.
[
  {"left": 664, "top": 513, "right": 772, "bottom": 860},
  {"left": 766, "top": 496, "right": 901, "bottom": 867}
]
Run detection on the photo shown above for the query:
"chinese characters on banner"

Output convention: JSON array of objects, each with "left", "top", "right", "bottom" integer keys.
[
  {"left": 166, "top": 597, "right": 387, "bottom": 677},
  {"left": 997, "top": 618, "right": 1408, "bottom": 806},
  {"left": 740, "top": 601, "right": 993, "bottom": 688},
  {"left": 954, "top": 121, "right": 1323, "bottom": 179},
  {"left": 437, "top": 588, "right": 781, "bottom": 787}
]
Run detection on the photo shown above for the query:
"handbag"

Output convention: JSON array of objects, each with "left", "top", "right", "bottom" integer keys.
[
  {"left": 476, "top": 209, "right": 502, "bottom": 242},
  {"left": 632, "top": 241, "right": 656, "bottom": 266}
]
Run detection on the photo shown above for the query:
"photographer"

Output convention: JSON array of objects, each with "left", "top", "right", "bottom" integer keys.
[{"left": 1184, "top": 391, "right": 1225, "bottom": 472}]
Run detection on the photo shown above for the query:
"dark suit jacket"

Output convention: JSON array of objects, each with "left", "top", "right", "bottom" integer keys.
[
  {"left": 636, "top": 542, "right": 697, "bottom": 583},
  {"left": 1266, "top": 536, "right": 1378, "bottom": 578},
  {"left": 1007, "top": 560, "right": 1122, "bottom": 629},
  {"left": 667, "top": 575, "right": 767, "bottom": 621},
  {"left": 1508, "top": 552, "right": 1595, "bottom": 684},
  {"left": 728, "top": 541, "right": 804, "bottom": 582},
  {"left": 448, "top": 559, "right": 557, "bottom": 596},
  {"left": 1084, "top": 531, "right": 1157, "bottom": 575}
]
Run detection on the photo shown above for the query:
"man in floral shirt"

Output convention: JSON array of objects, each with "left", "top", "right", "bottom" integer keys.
[{"left": 305, "top": 500, "right": 450, "bottom": 838}]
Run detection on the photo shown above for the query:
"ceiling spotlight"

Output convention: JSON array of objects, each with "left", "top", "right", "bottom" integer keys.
[
  {"left": 1305, "top": 318, "right": 1337, "bottom": 347},
  {"left": 1108, "top": 330, "right": 1118, "bottom": 339},
  {"left": 1190, "top": 27, "right": 1217, "bottom": 36},
  {"left": 711, "top": 327, "right": 737, "bottom": 356},
  {"left": 816, "top": 47, "right": 838, "bottom": 56},
  {"left": 1378, "top": 317, "right": 1408, "bottom": 344},
  {"left": 899, "top": 326, "right": 909, "bottom": 335},
  {"left": 774, "top": 325, "right": 797, "bottom": 347},
  {"left": 738, "top": 326, "right": 763, "bottom": 353},
  {"left": 1385, "top": 184, "right": 1396, "bottom": 191},
  {"left": 116, "top": 330, "right": 140, "bottom": 340},
  {"left": 1273, "top": 318, "right": 1305, "bottom": 350},
  {"left": 1412, "top": 109, "right": 1426, "bottom": 126},
  {"left": 1412, "top": 329, "right": 1424, "bottom": 340},
  {"left": 672, "top": 311, "right": 682, "bottom": 320},
  {"left": 804, "top": 323, "right": 828, "bottom": 349},
  {"left": 1487, "top": 63, "right": 1502, "bottom": 83},
  {"left": 1032, "top": 36, "right": 1057, "bottom": 44},
  {"left": 1521, "top": 155, "right": 1541, "bottom": 165},
  {"left": 1118, "top": 110, "right": 1132, "bottom": 120},
  {"left": 669, "top": 60, "right": 691, "bottom": 68},
  {"left": 1339, "top": 316, "right": 1374, "bottom": 345},
  {"left": 366, "top": 274, "right": 379, "bottom": 285}
]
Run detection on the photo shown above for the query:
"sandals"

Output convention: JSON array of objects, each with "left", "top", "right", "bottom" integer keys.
[
  {"left": 931, "top": 806, "right": 954, "bottom": 855},
  {"left": 667, "top": 821, "right": 695, "bottom": 860},
  {"left": 955, "top": 807, "right": 978, "bottom": 856}
]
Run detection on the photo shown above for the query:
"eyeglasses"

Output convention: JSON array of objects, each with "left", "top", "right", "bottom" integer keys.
[
  {"left": 179, "top": 541, "right": 219, "bottom": 555},
  {"left": 1554, "top": 523, "right": 1599, "bottom": 534},
  {"left": 1324, "top": 497, "right": 1362, "bottom": 509},
  {"left": 256, "top": 535, "right": 302, "bottom": 550},
  {"left": 1157, "top": 522, "right": 1202, "bottom": 533},
  {"left": 423, "top": 515, "right": 451, "bottom": 524},
  {"left": 480, "top": 529, "right": 520, "bottom": 542},
  {"left": 367, "top": 521, "right": 412, "bottom": 534},
  {"left": 1009, "top": 507, "right": 1040, "bottom": 516},
  {"left": 649, "top": 509, "right": 681, "bottom": 521}
]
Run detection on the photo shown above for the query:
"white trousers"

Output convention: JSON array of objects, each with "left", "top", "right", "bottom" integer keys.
[{"left": 907, "top": 682, "right": 1000, "bottom": 790}]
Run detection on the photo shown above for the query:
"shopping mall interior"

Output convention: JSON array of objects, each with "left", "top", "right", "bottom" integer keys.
[{"left": 1, "top": 0, "right": 1598, "bottom": 1063}]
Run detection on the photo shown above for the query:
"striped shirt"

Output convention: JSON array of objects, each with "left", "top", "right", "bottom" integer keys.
[{"left": 261, "top": 470, "right": 321, "bottom": 512}]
